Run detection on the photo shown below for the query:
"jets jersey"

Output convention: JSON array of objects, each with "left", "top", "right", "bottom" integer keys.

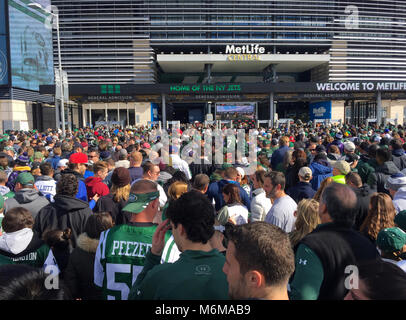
[
  {"left": 94, "top": 222, "right": 170, "bottom": 300},
  {"left": 0, "top": 234, "right": 59, "bottom": 272}
]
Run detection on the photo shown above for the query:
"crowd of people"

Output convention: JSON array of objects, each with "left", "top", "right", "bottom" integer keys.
[{"left": 0, "top": 121, "right": 406, "bottom": 300}]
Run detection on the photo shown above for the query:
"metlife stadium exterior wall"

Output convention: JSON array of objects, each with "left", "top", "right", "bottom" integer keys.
[{"left": 50, "top": 0, "right": 406, "bottom": 84}]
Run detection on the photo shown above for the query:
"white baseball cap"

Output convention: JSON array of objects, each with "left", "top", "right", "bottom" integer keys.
[
  {"left": 57, "top": 159, "right": 69, "bottom": 168},
  {"left": 236, "top": 167, "right": 245, "bottom": 179}
]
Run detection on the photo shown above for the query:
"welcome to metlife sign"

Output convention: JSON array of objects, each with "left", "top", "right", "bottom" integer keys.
[{"left": 316, "top": 82, "right": 406, "bottom": 92}]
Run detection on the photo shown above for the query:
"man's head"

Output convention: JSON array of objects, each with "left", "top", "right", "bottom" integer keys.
[
  {"left": 15, "top": 172, "right": 35, "bottom": 191},
  {"left": 68, "top": 152, "right": 89, "bottom": 176},
  {"left": 223, "top": 222, "right": 295, "bottom": 300},
  {"left": 122, "top": 179, "right": 160, "bottom": 222},
  {"left": 344, "top": 141, "right": 356, "bottom": 154},
  {"left": 166, "top": 191, "right": 215, "bottom": 252},
  {"left": 298, "top": 166, "right": 312, "bottom": 183},
  {"left": 88, "top": 150, "right": 100, "bottom": 163},
  {"left": 118, "top": 148, "right": 128, "bottom": 161},
  {"left": 93, "top": 161, "right": 109, "bottom": 180},
  {"left": 319, "top": 182, "right": 358, "bottom": 227},
  {"left": 224, "top": 167, "right": 239, "bottom": 181},
  {"left": 0, "top": 170, "right": 7, "bottom": 186},
  {"left": 130, "top": 151, "right": 143, "bottom": 167},
  {"left": 263, "top": 171, "right": 285, "bottom": 200},
  {"left": 376, "top": 147, "right": 392, "bottom": 166},
  {"left": 192, "top": 174, "right": 210, "bottom": 194},
  {"left": 56, "top": 173, "right": 79, "bottom": 197},
  {"left": 57, "top": 159, "right": 69, "bottom": 171},
  {"left": 142, "top": 161, "right": 160, "bottom": 181},
  {"left": 390, "top": 138, "right": 403, "bottom": 151},
  {"left": 39, "top": 162, "right": 54, "bottom": 178},
  {"left": 345, "top": 172, "right": 362, "bottom": 189},
  {"left": 279, "top": 136, "right": 290, "bottom": 147}
]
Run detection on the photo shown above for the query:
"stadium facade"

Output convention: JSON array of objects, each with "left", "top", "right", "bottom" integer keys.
[{"left": 2, "top": 0, "right": 406, "bottom": 130}]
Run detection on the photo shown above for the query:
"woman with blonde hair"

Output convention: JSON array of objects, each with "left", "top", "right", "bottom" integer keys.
[
  {"left": 289, "top": 199, "right": 320, "bottom": 250},
  {"left": 313, "top": 176, "right": 334, "bottom": 202},
  {"left": 360, "top": 192, "right": 396, "bottom": 244},
  {"left": 161, "top": 181, "right": 189, "bottom": 222}
]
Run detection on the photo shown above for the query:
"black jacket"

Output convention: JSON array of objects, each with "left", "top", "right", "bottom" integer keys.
[
  {"left": 367, "top": 161, "right": 400, "bottom": 194},
  {"left": 64, "top": 233, "right": 102, "bottom": 300},
  {"left": 300, "top": 223, "right": 380, "bottom": 300},
  {"left": 34, "top": 194, "right": 92, "bottom": 250},
  {"left": 287, "top": 182, "right": 316, "bottom": 204},
  {"left": 93, "top": 193, "right": 130, "bottom": 225},
  {"left": 352, "top": 184, "right": 373, "bottom": 231},
  {"left": 391, "top": 149, "right": 406, "bottom": 171}
]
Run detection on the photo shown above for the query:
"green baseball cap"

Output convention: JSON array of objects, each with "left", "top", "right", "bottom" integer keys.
[
  {"left": 16, "top": 172, "right": 35, "bottom": 187},
  {"left": 122, "top": 191, "right": 160, "bottom": 214},
  {"left": 395, "top": 211, "right": 406, "bottom": 232},
  {"left": 33, "top": 151, "right": 44, "bottom": 160},
  {"left": 377, "top": 227, "right": 406, "bottom": 252}
]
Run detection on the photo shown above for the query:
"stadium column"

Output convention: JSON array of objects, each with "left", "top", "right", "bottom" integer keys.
[
  {"left": 117, "top": 103, "right": 120, "bottom": 123},
  {"left": 126, "top": 103, "right": 129, "bottom": 127},
  {"left": 89, "top": 104, "right": 92, "bottom": 128},
  {"left": 82, "top": 104, "right": 86, "bottom": 127},
  {"left": 105, "top": 103, "right": 108, "bottom": 128},
  {"left": 162, "top": 94, "right": 167, "bottom": 129},
  {"left": 377, "top": 91, "right": 382, "bottom": 125},
  {"left": 270, "top": 92, "right": 275, "bottom": 128}
]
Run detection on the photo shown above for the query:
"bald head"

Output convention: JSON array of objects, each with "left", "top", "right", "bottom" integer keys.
[
  {"left": 130, "top": 179, "right": 158, "bottom": 194},
  {"left": 320, "top": 183, "right": 358, "bottom": 227}
]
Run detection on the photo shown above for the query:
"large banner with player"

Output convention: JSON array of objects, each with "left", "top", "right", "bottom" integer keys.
[{"left": 215, "top": 102, "right": 256, "bottom": 121}]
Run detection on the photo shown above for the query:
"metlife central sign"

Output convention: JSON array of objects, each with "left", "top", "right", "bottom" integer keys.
[{"left": 226, "top": 44, "right": 265, "bottom": 61}]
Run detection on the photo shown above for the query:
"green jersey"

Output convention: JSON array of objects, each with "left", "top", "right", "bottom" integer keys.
[
  {"left": 0, "top": 234, "right": 58, "bottom": 271},
  {"left": 94, "top": 222, "right": 170, "bottom": 300}
]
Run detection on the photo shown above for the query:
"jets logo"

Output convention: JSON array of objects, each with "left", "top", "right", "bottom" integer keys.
[{"left": 299, "top": 259, "right": 307, "bottom": 266}]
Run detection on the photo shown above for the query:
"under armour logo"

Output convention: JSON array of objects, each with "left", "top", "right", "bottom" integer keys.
[{"left": 299, "top": 259, "right": 307, "bottom": 265}]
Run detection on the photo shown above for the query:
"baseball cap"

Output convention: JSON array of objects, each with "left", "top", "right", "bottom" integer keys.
[
  {"left": 122, "top": 191, "right": 160, "bottom": 214},
  {"left": 333, "top": 160, "right": 351, "bottom": 175},
  {"left": 57, "top": 159, "right": 69, "bottom": 168},
  {"left": 377, "top": 227, "right": 406, "bottom": 253},
  {"left": 298, "top": 167, "right": 312, "bottom": 180},
  {"left": 81, "top": 141, "right": 88, "bottom": 148},
  {"left": 335, "top": 132, "right": 343, "bottom": 139},
  {"left": 16, "top": 172, "right": 35, "bottom": 187},
  {"left": 344, "top": 141, "right": 356, "bottom": 152},
  {"left": 395, "top": 211, "right": 406, "bottom": 232},
  {"left": 315, "top": 145, "right": 326, "bottom": 153},
  {"left": 386, "top": 173, "right": 406, "bottom": 192},
  {"left": 69, "top": 152, "right": 89, "bottom": 164},
  {"left": 33, "top": 151, "right": 44, "bottom": 160},
  {"left": 236, "top": 167, "right": 245, "bottom": 179}
]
